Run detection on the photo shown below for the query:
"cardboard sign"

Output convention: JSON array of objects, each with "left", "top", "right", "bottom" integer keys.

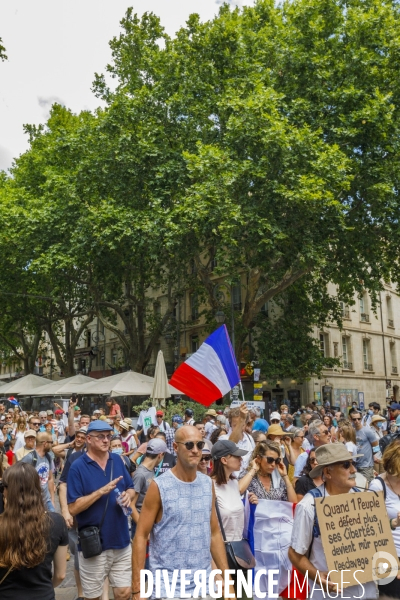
[{"left": 316, "top": 491, "right": 398, "bottom": 587}]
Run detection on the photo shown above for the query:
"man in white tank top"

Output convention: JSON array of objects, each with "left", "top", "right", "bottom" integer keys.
[{"left": 132, "top": 426, "right": 234, "bottom": 600}]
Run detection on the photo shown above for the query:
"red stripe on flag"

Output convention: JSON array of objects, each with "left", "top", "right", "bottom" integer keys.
[{"left": 169, "top": 362, "right": 222, "bottom": 407}]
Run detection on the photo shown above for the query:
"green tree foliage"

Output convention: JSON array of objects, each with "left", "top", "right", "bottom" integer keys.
[{"left": 2, "top": 0, "right": 400, "bottom": 380}]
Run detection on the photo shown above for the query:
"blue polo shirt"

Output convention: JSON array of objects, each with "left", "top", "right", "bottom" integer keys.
[{"left": 67, "top": 452, "right": 133, "bottom": 550}]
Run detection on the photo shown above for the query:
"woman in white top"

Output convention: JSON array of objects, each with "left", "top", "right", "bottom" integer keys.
[
  {"left": 369, "top": 440, "right": 400, "bottom": 598},
  {"left": 211, "top": 440, "right": 258, "bottom": 541}
]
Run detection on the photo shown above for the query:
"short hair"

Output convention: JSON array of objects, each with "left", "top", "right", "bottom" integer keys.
[
  {"left": 156, "top": 431, "right": 166, "bottom": 439},
  {"left": 80, "top": 414, "right": 90, "bottom": 420},
  {"left": 280, "top": 405, "right": 288, "bottom": 411},
  {"left": 228, "top": 407, "right": 249, "bottom": 424},
  {"left": 285, "top": 415, "right": 293, "bottom": 425},
  {"left": 193, "top": 421, "right": 203, "bottom": 427},
  {"left": 291, "top": 427, "right": 303, "bottom": 438},
  {"left": 369, "top": 402, "right": 380, "bottom": 411},
  {"left": 145, "top": 452, "right": 160, "bottom": 459},
  {"left": 308, "top": 420, "right": 324, "bottom": 439}
]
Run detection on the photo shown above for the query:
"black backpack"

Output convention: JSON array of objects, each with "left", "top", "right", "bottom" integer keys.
[
  {"left": 31, "top": 450, "right": 52, "bottom": 468},
  {"left": 379, "top": 431, "right": 400, "bottom": 454}
]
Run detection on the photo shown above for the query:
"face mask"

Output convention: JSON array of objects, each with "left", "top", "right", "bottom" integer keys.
[
  {"left": 368, "top": 410, "right": 373, "bottom": 415},
  {"left": 112, "top": 448, "right": 123, "bottom": 455},
  {"left": 377, "top": 422, "right": 383, "bottom": 429}
]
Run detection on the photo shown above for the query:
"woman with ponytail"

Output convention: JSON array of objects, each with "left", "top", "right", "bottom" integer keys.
[{"left": 0, "top": 462, "right": 68, "bottom": 599}]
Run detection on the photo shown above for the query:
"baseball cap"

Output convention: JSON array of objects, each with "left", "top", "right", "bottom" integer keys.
[
  {"left": 47, "top": 409, "right": 54, "bottom": 415},
  {"left": 55, "top": 409, "right": 64, "bottom": 415},
  {"left": 211, "top": 440, "right": 248, "bottom": 460},
  {"left": 172, "top": 415, "right": 183, "bottom": 424},
  {"left": 270, "top": 411, "right": 281, "bottom": 421},
  {"left": 77, "top": 426, "right": 88, "bottom": 435},
  {"left": 93, "top": 409, "right": 101, "bottom": 415},
  {"left": 156, "top": 410, "right": 164, "bottom": 417},
  {"left": 24, "top": 429, "right": 37, "bottom": 438},
  {"left": 74, "top": 406, "right": 81, "bottom": 411},
  {"left": 389, "top": 403, "right": 400, "bottom": 410},
  {"left": 87, "top": 421, "right": 113, "bottom": 433},
  {"left": 147, "top": 438, "right": 168, "bottom": 454}
]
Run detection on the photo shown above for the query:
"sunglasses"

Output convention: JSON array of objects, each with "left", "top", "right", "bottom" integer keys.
[
  {"left": 319, "top": 430, "right": 330, "bottom": 435},
  {"left": 176, "top": 441, "right": 206, "bottom": 450},
  {"left": 261, "top": 456, "right": 281, "bottom": 465},
  {"left": 200, "top": 455, "right": 211, "bottom": 462},
  {"left": 336, "top": 460, "right": 354, "bottom": 470},
  {"left": 31, "top": 422, "right": 40, "bottom": 426},
  {"left": 352, "top": 418, "right": 361, "bottom": 421}
]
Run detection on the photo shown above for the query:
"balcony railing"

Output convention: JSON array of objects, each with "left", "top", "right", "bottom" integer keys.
[
  {"left": 392, "top": 366, "right": 398, "bottom": 374},
  {"left": 364, "top": 363, "right": 373, "bottom": 371},
  {"left": 388, "top": 319, "right": 394, "bottom": 327},
  {"left": 342, "top": 309, "right": 350, "bottom": 319},
  {"left": 360, "top": 313, "right": 370, "bottom": 322},
  {"left": 343, "top": 361, "right": 353, "bottom": 370}
]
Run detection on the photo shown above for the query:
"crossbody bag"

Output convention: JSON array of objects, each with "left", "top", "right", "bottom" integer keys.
[
  {"left": 215, "top": 498, "right": 255, "bottom": 571},
  {"left": 78, "top": 460, "right": 113, "bottom": 559}
]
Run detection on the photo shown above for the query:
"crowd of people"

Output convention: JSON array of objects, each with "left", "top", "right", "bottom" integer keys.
[{"left": 0, "top": 396, "right": 400, "bottom": 600}]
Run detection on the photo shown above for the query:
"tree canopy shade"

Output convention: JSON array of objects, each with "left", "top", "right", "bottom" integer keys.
[
  {"left": 1, "top": 0, "right": 400, "bottom": 379},
  {"left": 0, "top": 37, "right": 6, "bottom": 61}
]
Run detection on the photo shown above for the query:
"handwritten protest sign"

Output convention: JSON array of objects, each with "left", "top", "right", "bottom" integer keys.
[{"left": 316, "top": 491, "right": 398, "bottom": 587}]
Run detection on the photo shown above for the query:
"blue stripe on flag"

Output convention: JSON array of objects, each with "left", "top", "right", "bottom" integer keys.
[{"left": 204, "top": 325, "right": 240, "bottom": 389}]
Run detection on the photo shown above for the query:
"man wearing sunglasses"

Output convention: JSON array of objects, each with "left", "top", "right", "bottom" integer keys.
[
  {"left": 132, "top": 426, "right": 234, "bottom": 600},
  {"left": 289, "top": 444, "right": 376, "bottom": 600},
  {"left": 67, "top": 420, "right": 134, "bottom": 600},
  {"left": 351, "top": 411, "right": 379, "bottom": 483}
]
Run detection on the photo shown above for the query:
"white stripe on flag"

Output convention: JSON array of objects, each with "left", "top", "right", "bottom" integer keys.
[{"left": 186, "top": 342, "right": 231, "bottom": 395}]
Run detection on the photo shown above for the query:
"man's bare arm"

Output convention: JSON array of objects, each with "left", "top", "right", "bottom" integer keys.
[
  {"left": 59, "top": 482, "right": 74, "bottom": 527},
  {"left": 68, "top": 400, "right": 76, "bottom": 438},
  {"left": 132, "top": 481, "right": 162, "bottom": 597},
  {"left": 229, "top": 402, "right": 248, "bottom": 444}
]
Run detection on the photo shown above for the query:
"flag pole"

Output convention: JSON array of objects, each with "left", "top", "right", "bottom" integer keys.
[{"left": 239, "top": 380, "right": 246, "bottom": 403}]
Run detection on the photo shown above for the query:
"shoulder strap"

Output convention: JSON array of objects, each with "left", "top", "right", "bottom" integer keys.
[
  {"left": 32, "top": 450, "right": 38, "bottom": 467},
  {"left": 376, "top": 476, "right": 387, "bottom": 500},
  {"left": 214, "top": 496, "right": 227, "bottom": 542},
  {"left": 99, "top": 457, "right": 114, "bottom": 531}
]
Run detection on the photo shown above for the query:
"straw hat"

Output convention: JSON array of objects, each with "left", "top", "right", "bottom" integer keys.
[
  {"left": 370, "top": 415, "right": 386, "bottom": 425},
  {"left": 309, "top": 444, "right": 363, "bottom": 478},
  {"left": 267, "top": 424, "right": 285, "bottom": 437},
  {"left": 119, "top": 421, "right": 130, "bottom": 432}
]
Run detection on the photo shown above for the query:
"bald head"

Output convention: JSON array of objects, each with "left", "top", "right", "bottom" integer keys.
[{"left": 175, "top": 425, "right": 202, "bottom": 444}]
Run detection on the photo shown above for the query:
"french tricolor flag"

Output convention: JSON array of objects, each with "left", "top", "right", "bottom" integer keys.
[{"left": 169, "top": 325, "right": 240, "bottom": 407}]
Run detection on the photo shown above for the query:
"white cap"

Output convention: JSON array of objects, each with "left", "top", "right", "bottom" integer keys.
[{"left": 270, "top": 412, "right": 281, "bottom": 421}]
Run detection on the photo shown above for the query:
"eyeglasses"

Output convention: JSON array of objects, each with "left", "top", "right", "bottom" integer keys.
[
  {"left": 261, "top": 456, "right": 281, "bottom": 465},
  {"left": 200, "top": 456, "right": 211, "bottom": 462},
  {"left": 90, "top": 434, "right": 113, "bottom": 441},
  {"left": 352, "top": 418, "right": 361, "bottom": 422},
  {"left": 31, "top": 422, "right": 40, "bottom": 426},
  {"left": 319, "top": 430, "right": 330, "bottom": 435},
  {"left": 176, "top": 441, "right": 206, "bottom": 450}
]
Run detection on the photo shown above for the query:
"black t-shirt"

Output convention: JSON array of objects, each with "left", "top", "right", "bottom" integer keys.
[
  {"left": 294, "top": 474, "right": 316, "bottom": 497},
  {"left": 0, "top": 511, "right": 68, "bottom": 600},
  {"left": 59, "top": 449, "right": 84, "bottom": 484},
  {"left": 155, "top": 451, "right": 176, "bottom": 475}
]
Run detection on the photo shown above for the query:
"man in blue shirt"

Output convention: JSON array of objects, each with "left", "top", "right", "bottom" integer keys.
[{"left": 67, "top": 420, "right": 134, "bottom": 600}]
